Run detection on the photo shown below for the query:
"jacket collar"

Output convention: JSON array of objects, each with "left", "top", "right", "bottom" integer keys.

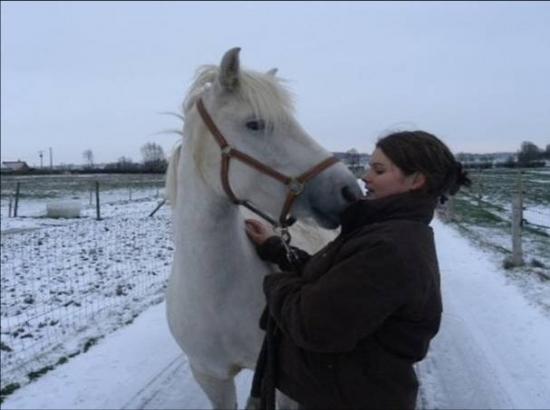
[{"left": 339, "top": 191, "right": 437, "bottom": 236}]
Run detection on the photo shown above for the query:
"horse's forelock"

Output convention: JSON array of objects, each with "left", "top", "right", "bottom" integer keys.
[
  {"left": 236, "top": 69, "right": 295, "bottom": 128},
  {"left": 183, "top": 65, "right": 295, "bottom": 127}
]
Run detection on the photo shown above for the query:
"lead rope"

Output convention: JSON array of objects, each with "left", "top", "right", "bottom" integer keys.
[{"left": 246, "top": 229, "right": 299, "bottom": 410}]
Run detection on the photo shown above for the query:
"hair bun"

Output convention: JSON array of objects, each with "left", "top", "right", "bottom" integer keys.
[{"left": 448, "top": 162, "right": 471, "bottom": 196}]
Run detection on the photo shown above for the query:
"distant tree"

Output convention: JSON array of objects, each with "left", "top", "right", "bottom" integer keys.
[
  {"left": 140, "top": 142, "right": 167, "bottom": 172},
  {"left": 517, "top": 141, "right": 541, "bottom": 165},
  {"left": 118, "top": 156, "right": 133, "bottom": 166},
  {"left": 104, "top": 156, "right": 142, "bottom": 172},
  {"left": 455, "top": 153, "right": 467, "bottom": 162},
  {"left": 503, "top": 155, "right": 517, "bottom": 168},
  {"left": 82, "top": 149, "right": 94, "bottom": 168},
  {"left": 141, "top": 142, "right": 164, "bottom": 163}
]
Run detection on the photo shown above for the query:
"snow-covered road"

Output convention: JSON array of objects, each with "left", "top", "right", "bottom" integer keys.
[
  {"left": 3, "top": 218, "right": 550, "bottom": 409},
  {"left": 417, "top": 219, "right": 550, "bottom": 409}
]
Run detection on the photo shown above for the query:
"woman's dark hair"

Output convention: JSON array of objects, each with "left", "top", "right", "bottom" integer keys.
[{"left": 376, "top": 130, "right": 471, "bottom": 203}]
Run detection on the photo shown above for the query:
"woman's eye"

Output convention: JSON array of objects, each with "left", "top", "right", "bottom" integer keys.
[{"left": 246, "top": 120, "right": 266, "bottom": 131}]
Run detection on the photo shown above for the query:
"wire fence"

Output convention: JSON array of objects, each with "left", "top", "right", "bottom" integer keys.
[
  {"left": 1, "top": 175, "right": 165, "bottom": 220},
  {"left": 454, "top": 190, "right": 550, "bottom": 232},
  {"left": 438, "top": 169, "right": 550, "bottom": 272},
  {"left": 0, "top": 185, "right": 172, "bottom": 398}
]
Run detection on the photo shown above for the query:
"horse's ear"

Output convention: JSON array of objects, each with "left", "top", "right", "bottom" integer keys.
[
  {"left": 219, "top": 47, "right": 241, "bottom": 92},
  {"left": 266, "top": 68, "right": 278, "bottom": 76}
]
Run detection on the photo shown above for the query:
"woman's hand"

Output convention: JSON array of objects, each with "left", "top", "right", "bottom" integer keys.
[{"left": 244, "top": 218, "right": 275, "bottom": 246}]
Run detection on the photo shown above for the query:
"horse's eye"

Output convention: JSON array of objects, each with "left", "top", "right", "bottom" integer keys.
[{"left": 246, "top": 120, "right": 266, "bottom": 131}]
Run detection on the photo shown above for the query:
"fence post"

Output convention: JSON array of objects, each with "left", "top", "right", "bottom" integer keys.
[
  {"left": 8, "top": 197, "right": 13, "bottom": 218},
  {"left": 149, "top": 199, "right": 166, "bottom": 217},
  {"left": 95, "top": 181, "right": 101, "bottom": 221},
  {"left": 510, "top": 171, "right": 524, "bottom": 266},
  {"left": 447, "top": 195, "right": 455, "bottom": 221},
  {"left": 14, "top": 182, "right": 20, "bottom": 217},
  {"left": 477, "top": 168, "right": 483, "bottom": 207}
]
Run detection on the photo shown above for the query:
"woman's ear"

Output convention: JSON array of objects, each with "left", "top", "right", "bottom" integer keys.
[{"left": 410, "top": 172, "right": 427, "bottom": 191}]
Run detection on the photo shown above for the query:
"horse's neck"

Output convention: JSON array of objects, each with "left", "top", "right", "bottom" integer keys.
[
  {"left": 174, "top": 147, "right": 269, "bottom": 283},
  {"left": 176, "top": 157, "right": 238, "bottom": 231}
]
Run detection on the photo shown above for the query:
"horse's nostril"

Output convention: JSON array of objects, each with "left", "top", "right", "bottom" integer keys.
[{"left": 341, "top": 186, "right": 358, "bottom": 203}]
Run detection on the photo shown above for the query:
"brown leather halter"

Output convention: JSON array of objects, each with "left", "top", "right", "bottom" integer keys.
[{"left": 195, "top": 98, "right": 339, "bottom": 228}]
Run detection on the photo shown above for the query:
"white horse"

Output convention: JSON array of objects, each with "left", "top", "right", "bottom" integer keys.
[{"left": 165, "top": 47, "right": 362, "bottom": 409}]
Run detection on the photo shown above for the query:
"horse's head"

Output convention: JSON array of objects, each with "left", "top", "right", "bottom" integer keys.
[{"left": 182, "top": 47, "right": 362, "bottom": 229}]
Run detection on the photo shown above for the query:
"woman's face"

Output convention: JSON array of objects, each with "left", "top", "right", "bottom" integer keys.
[{"left": 361, "top": 148, "right": 425, "bottom": 199}]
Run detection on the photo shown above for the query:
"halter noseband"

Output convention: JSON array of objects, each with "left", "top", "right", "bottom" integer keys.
[{"left": 195, "top": 98, "right": 339, "bottom": 229}]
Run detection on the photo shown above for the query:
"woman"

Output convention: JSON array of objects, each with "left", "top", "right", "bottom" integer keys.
[{"left": 244, "top": 130, "right": 471, "bottom": 409}]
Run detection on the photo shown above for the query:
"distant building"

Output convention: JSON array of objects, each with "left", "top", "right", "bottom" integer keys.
[
  {"left": 1, "top": 160, "right": 31, "bottom": 173},
  {"left": 333, "top": 150, "right": 370, "bottom": 176},
  {"left": 455, "top": 152, "right": 518, "bottom": 168}
]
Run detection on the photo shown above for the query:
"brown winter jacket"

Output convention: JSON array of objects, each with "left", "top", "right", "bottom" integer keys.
[{"left": 257, "top": 191, "right": 442, "bottom": 409}]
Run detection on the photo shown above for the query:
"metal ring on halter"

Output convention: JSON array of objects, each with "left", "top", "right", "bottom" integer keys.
[
  {"left": 279, "top": 228, "right": 300, "bottom": 265},
  {"left": 221, "top": 146, "right": 233, "bottom": 156},
  {"left": 280, "top": 229, "right": 291, "bottom": 244},
  {"left": 274, "top": 226, "right": 291, "bottom": 244},
  {"left": 287, "top": 178, "right": 304, "bottom": 196}
]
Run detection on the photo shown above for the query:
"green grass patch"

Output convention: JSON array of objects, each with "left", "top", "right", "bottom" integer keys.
[
  {"left": 0, "top": 383, "right": 21, "bottom": 404},
  {"left": 82, "top": 336, "right": 101, "bottom": 353},
  {"left": 453, "top": 197, "right": 507, "bottom": 226},
  {"left": 0, "top": 341, "right": 13, "bottom": 352},
  {"left": 27, "top": 365, "right": 55, "bottom": 381},
  {"left": 56, "top": 356, "right": 69, "bottom": 365}
]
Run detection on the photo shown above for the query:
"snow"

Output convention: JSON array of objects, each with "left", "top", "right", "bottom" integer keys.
[
  {"left": 417, "top": 219, "right": 550, "bottom": 409},
  {"left": 1, "top": 197, "right": 172, "bottom": 394},
  {"left": 0, "top": 302, "right": 250, "bottom": 410},
  {"left": 2, "top": 218, "right": 550, "bottom": 409}
]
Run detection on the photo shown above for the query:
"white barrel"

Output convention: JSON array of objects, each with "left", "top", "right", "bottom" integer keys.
[{"left": 46, "top": 200, "right": 82, "bottom": 218}]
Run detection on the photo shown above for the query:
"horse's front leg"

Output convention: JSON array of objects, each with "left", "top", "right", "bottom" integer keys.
[{"left": 190, "top": 363, "right": 238, "bottom": 409}]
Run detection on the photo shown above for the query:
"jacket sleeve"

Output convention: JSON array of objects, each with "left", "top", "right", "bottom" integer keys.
[
  {"left": 256, "top": 236, "right": 311, "bottom": 272},
  {"left": 263, "top": 239, "right": 414, "bottom": 353}
]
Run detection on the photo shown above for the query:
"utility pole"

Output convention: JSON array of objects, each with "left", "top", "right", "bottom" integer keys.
[
  {"left": 38, "top": 150, "right": 44, "bottom": 168},
  {"left": 49, "top": 147, "right": 53, "bottom": 169}
]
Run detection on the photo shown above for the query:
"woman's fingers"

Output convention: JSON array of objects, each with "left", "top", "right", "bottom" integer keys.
[
  {"left": 244, "top": 220, "right": 259, "bottom": 235},
  {"left": 245, "top": 219, "right": 266, "bottom": 233},
  {"left": 244, "top": 219, "right": 272, "bottom": 245}
]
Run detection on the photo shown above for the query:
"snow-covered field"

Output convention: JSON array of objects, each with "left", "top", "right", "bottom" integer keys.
[
  {"left": 2, "top": 217, "right": 550, "bottom": 409},
  {"left": 1, "top": 193, "right": 172, "bottom": 400}
]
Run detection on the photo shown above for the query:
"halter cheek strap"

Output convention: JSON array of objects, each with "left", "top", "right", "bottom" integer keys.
[{"left": 195, "top": 98, "right": 339, "bottom": 229}]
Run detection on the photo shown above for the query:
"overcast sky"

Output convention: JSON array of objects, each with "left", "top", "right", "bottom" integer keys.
[{"left": 2, "top": 1, "right": 549, "bottom": 166}]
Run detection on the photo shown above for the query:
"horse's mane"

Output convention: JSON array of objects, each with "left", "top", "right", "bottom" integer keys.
[
  {"left": 166, "top": 64, "right": 296, "bottom": 207},
  {"left": 165, "top": 143, "right": 182, "bottom": 207}
]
